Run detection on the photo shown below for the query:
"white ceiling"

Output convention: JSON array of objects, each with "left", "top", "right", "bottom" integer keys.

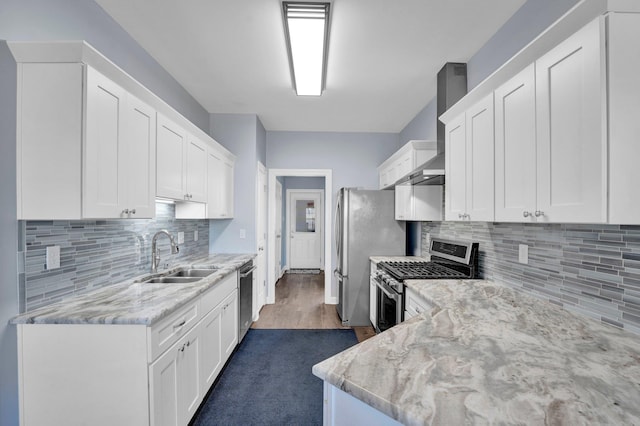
[{"left": 95, "top": 0, "right": 526, "bottom": 133}]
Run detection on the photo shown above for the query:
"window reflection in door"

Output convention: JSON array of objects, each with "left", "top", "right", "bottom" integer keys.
[{"left": 295, "top": 200, "right": 315, "bottom": 232}]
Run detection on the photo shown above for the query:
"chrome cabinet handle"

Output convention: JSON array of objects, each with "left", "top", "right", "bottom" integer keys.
[
  {"left": 523, "top": 211, "right": 532, "bottom": 218},
  {"left": 173, "top": 319, "right": 186, "bottom": 329},
  {"left": 535, "top": 210, "right": 544, "bottom": 217}
]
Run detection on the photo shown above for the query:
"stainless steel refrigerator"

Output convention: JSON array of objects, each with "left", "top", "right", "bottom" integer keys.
[{"left": 334, "top": 188, "right": 405, "bottom": 326}]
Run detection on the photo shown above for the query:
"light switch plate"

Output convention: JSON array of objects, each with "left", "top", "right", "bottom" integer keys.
[
  {"left": 177, "top": 232, "right": 184, "bottom": 244},
  {"left": 518, "top": 244, "right": 528, "bottom": 264},
  {"left": 194, "top": 230, "right": 198, "bottom": 242},
  {"left": 46, "top": 245, "right": 60, "bottom": 270}
]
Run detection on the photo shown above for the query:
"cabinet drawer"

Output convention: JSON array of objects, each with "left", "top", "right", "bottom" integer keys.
[
  {"left": 148, "top": 300, "right": 200, "bottom": 362},
  {"left": 201, "top": 271, "right": 237, "bottom": 315},
  {"left": 405, "top": 287, "right": 430, "bottom": 317}
]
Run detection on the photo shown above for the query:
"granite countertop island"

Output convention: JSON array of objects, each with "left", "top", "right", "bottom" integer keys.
[
  {"left": 11, "top": 253, "right": 255, "bottom": 326},
  {"left": 313, "top": 279, "right": 640, "bottom": 425}
]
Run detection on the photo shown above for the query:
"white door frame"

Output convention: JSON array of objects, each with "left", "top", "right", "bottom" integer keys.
[
  {"left": 285, "top": 189, "right": 324, "bottom": 270},
  {"left": 267, "top": 169, "right": 334, "bottom": 305},
  {"left": 275, "top": 179, "right": 284, "bottom": 280}
]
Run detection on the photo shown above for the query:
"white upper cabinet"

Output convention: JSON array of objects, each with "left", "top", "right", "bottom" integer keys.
[
  {"left": 378, "top": 140, "right": 438, "bottom": 189},
  {"left": 604, "top": 13, "right": 640, "bottom": 224},
  {"left": 535, "top": 18, "right": 606, "bottom": 223},
  {"left": 156, "top": 114, "right": 188, "bottom": 201},
  {"left": 157, "top": 115, "right": 209, "bottom": 204},
  {"left": 11, "top": 41, "right": 236, "bottom": 221},
  {"left": 445, "top": 113, "right": 467, "bottom": 221},
  {"left": 207, "top": 147, "right": 235, "bottom": 219},
  {"left": 84, "top": 67, "right": 156, "bottom": 219},
  {"left": 16, "top": 63, "right": 156, "bottom": 220},
  {"left": 124, "top": 95, "right": 157, "bottom": 218},
  {"left": 494, "top": 64, "right": 537, "bottom": 222},
  {"left": 495, "top": 19, "right": 605, "bottom": 223},
  {"left": 446, "top": 93, "right": 495, "bottom": 222},
  {"left": 185, "top": 136, "right": 208, "bottom": 203}
]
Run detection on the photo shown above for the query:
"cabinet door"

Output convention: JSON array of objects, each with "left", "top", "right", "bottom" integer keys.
[
  {"left": 394, "top": 184, "right": 412, "bottom": 220},
  {"left": 178, "top": 329, "right": 201, "bottom": 424},
  {"left": 83, "top": 67, "right": 127, "bottom": 218},
  {"left": 221, "top": 290, "right": 238, "bottom": 362},
  {"left": 186, "top": 135, "right": 208, "bottom": 202},
  {"left": 125, "top": 95, "right": 156, "bottom": 218},
  {"left": 445, "top": 113, "right": 467, "bottom": 221},
  {"left": 466, "top": 93, "right": 495, "bottom": 221},
  {"left": 223, "top": 158, "right": 235, "bottom": 218},
  {"left": 150, "top": 341, "right": 179, "bottom": 426},
  {"left": 495, "top": 64, "right": 537, "bottom": 222},
  {"left": 413, "top": 186, "right": 443, "bottom": 221},
  {"left": 200, "top": 303, "right": 223, "bottom": 394},
  {"left": 608, "top": 13, "right": 640, "bottom": 224},
  {"left": 207, "top": 149, "right": 235, "bottom": 218},
  {"left": 150, "top": 325, "right": 201, "bottom": 426},
  {"left": 535, "top": 18, "right": 606, "bottom": 223},
  {"left": 157, "top": 114, "right": 187, "bottom": 200}
]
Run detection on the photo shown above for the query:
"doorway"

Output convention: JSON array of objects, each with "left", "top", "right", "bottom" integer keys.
[
  {"left": 267, "top": 169, "right": 333, "bottom": 305},
  {"left": 286, "top": 190, "right": 324, "bottom": 270}
]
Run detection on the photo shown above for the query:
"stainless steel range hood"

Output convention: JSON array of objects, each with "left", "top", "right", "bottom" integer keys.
[
  {"left": 401, "top": 63, "right": 466, "bottom": 187},
  {"left": 399, "top": 152, "right": 445, "bottom": 186}
]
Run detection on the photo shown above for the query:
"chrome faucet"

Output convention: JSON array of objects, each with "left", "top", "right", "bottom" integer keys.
[{"left": 151, "top": 230, "right": 179, "bottom": 273}]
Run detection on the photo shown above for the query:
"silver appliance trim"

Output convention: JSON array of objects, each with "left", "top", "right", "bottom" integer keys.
[{"left": 429, "top": 237, "right": 474, "bottom": 265}]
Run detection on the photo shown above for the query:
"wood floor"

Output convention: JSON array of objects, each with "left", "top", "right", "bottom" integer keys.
[{"left": 251, "top": 272, "right": 376, "bottom": 343}]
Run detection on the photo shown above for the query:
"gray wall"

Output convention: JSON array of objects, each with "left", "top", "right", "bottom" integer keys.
[
  {"left": 209, "top": 113, "right": 267, "bottom": 254},
  {"left": 266, "top": 131, "right": 399, "bottom": 297},
  {"left": 0, "top": 0, "right": 209, "bottom": 132},
  {"left": 0, "top": 41, "right": 19, "bottom": 426}
]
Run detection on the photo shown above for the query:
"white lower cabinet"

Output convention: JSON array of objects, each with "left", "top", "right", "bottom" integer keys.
[
  {"left": 150, "top": 323, "right": 201, "bottom": 426},
  {"left": 16, "top": 272, "right": 239, "bottom": 426}
]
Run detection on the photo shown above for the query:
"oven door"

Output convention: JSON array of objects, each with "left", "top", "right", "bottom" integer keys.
[{"left": 375, "top": 278, "right": 403, "bottom": 333}]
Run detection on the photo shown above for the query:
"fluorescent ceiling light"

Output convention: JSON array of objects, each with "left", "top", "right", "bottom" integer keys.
[{"left": 282, "top": 2, "right": 331, "bottom": 96}]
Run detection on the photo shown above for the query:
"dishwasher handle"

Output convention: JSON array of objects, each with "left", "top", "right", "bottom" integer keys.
[{"left": 239, "top": 265, "right": 257, "bottom": 278}]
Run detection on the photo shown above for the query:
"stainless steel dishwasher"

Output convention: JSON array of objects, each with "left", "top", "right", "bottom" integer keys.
[{"left": 238, "top": 261, "right": 256, "bottom": 343}]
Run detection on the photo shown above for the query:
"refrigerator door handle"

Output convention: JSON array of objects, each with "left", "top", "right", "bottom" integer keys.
[{"left": 333, "top": 269, "right": 345, "bottom": 280}]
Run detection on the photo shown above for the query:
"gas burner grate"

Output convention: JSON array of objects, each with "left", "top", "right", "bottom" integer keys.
[{"left": 379, "top": 261, "right": 469, "bottom": 280}]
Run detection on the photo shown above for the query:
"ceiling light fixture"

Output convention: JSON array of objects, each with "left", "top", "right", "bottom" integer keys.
[{"left": 282, "top": 2, "right": 331, "bottom": 96}]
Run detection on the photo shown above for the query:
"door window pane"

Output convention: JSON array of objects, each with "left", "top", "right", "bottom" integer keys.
[{"left": 295, "top": 200, "right": 315, "bottom": 232}]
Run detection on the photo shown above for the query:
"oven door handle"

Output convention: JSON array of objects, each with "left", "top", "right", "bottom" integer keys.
[{"left": 375, "top": 278, "right": 399, "bottom": 300}]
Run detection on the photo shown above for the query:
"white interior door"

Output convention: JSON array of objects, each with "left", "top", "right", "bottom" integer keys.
[
  {"left": 255, "top": 162, "right": 267, "bottom": 318},
  {"left": 275, "top": 180, "right": 283, "bottom": 279},
  {"left": 287, "top": 190, "right": 323, "bottom": 269}
]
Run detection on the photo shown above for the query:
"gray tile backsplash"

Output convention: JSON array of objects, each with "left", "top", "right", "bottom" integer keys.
[
  {"left": 422, "top": 221, "right": 640, "bottom": 335},
  {"left": 20, "top": 202, "right": 209, "bottom": 312}
]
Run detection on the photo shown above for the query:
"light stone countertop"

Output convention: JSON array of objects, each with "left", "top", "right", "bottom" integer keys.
[
  {"left": 11, "top": 253, "right": 255, "bottom": 326},
  {"left": 313, "top": 279, "right": 640, "bottom": 425}
]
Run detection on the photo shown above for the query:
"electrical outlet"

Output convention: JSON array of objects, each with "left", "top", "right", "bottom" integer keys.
[
  {"left": 46, "top": 245, "right": 61, "bottom": 270},
  {"left": 518, "top": 244, "right": 528, "bottom": 264},
  {"left": 240, "top": 229, "right": 246, "bottom": 239},
  {"left": 194, "top": 230, "right": 198, "bottom": 241},
  {"left": 177, "top": 231, "right": 184, "bottom": 244}
]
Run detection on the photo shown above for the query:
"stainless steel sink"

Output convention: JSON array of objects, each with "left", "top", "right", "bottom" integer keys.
[
  {"left": 168, "top": 268, "right": 217, "bottom": 278},
  {"left": 143, "top": 276, "right": 202, "bottom": 284}
]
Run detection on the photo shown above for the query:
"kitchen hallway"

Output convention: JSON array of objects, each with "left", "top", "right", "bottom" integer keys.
[{"left": 252, "top": 272, "right": 375, "bottom": 343}]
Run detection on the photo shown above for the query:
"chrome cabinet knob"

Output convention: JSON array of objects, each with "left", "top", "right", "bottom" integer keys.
[
  {"left": 535, "top": 210, "right": 544, "bottom": 217},
  {"left": 122, "top": 209, "right": 129, "bottom": 214},
  {"left": 523, "top": 211, "right": 532, "bottom": 218}
]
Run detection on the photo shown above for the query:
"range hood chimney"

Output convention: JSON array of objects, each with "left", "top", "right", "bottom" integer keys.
[
  {"left": 405, "top": 63, "right": 467, "bottom": 186},
  {"left": 437, "top": 62, "right": 467, "bottom": 154}
]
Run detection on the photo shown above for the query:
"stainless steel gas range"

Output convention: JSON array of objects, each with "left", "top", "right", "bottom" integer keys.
[{"left": 373, "top": 238, "right": 479, "bottom": 333}]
